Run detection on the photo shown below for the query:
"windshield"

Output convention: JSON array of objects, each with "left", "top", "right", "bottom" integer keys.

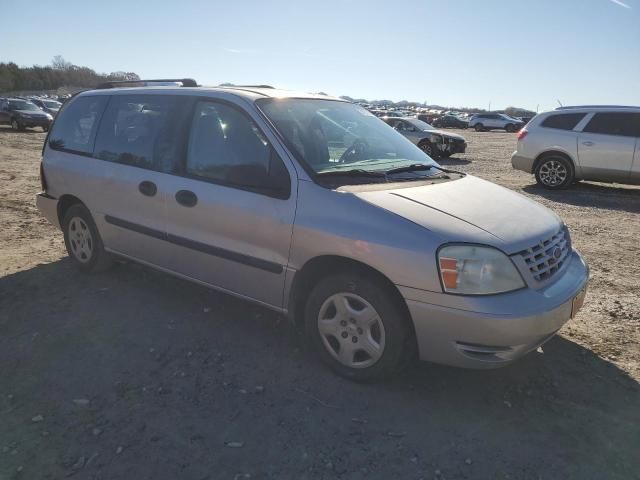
[
  {"left": 405, "top": 118, "right": 435, "bottom": 131},
  {"left": 259, "top": 99, "right": 438, "bottom": 176},
  {"left": 43, "top": 100, "right": 61, "bottom": 108},
  {"left": 9, "top": 101, "right": 40, "bottom": 111}
]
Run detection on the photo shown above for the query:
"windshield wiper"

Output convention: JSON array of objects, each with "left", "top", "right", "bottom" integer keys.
[
  {"left": 385, "top": 163, "right": 462, "bottom": 176},
  {"left": 316, "top": 169, "right": 387, "bottom": 178},
  {"left": 385, "top": 164, "right": 436, "bottom": 175}
]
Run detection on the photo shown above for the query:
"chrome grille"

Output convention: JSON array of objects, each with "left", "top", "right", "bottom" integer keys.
[{"left": 516, "top": 228, "right": 570, "bottom": 282}]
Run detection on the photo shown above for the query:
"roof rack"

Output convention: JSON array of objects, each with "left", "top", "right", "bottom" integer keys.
[
  {"left": 556, "top": 105, "right": 638, "bottom": 110},
  {"left": 96, "top": 78, "right": 198, "bottom": 89},
  {"left": 219, "top": 84, "right": 275, "bottom": 89}
]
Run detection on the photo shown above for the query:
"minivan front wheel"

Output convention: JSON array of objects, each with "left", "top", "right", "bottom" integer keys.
[
  {"left": 304, "top": 273, "right": 414, "bottom": 381},
  {"left": 62, "top": 204, "right": 113, "bottom": 273},
  {"left": 474, "top": 123, "right": 484, "bottom": 132},
  {"left": 535, "top": 156, "right": 574, "bottom": 189}
]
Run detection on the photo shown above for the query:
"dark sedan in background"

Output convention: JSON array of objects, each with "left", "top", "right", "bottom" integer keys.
[
  {"left": 432, "top": 114, "right": 469, "bottom": 129},
  {"left": 0, "top": 98, "right": 53, "bottom": 131}
]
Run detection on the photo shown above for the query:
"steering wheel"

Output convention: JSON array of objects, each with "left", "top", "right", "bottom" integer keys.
[{"left": 338, "top": 139, "right": 369, "bottom": 163}]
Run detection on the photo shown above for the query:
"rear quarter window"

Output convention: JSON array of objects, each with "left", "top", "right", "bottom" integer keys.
[
  {"left": 49, "top": 96, "right": 109, "bottom": 155},
  {"left": 582, "top": 112, "right": 640, "bottom": 137},
  {"left": 541, "top": 113, "right": 586, "bottom": 131}
]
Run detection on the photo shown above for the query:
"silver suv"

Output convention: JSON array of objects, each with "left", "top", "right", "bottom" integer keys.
[
  {"left": 469, "top": 113, "right": 524, "bottom": 132},
  {"left": 512, "top": 106, "right": 640, "bottom": 189},
  {"left": 36, "top": 80, "right": 589, "bottom": 381}
]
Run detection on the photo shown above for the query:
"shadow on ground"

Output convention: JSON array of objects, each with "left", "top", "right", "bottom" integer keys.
[
  {"left": 0, "top": 126, "right": 46, "bottom": 135},
  {"left": 439, "top": 157, "right": 471, "bottom": 166},
  {"left": 1, "top": 260, "right": 639, "bottom": 480},
  {"left": 523, "top": 182, "right": 640, "bottom": 214}
]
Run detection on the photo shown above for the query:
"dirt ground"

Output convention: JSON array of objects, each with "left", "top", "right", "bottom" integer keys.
[{"left": 1, "top": 126, "right": 638, "bottom": 480}]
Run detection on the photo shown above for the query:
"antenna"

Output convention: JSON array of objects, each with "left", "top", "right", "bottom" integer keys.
[{"left": 557, "top": 99, "right": 563, "bottom": 107}]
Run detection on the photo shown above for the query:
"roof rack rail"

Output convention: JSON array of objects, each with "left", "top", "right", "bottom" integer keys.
[
  {"left": 556, "top": 105, "right": 638, "bottom": 110},
  {"left": 220, "top": 84, "right": 275, "bottom": 89},
  {"left": 96, "top": 78, "right": 198, "bottom": 89}
]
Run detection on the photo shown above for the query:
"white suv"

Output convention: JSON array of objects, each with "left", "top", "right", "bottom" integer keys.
[
  {"left": 469, "top": 113, "right": 524, "bottom": 132},
  {"left": 511, "top": 106, "right": 640, "bottom": 189}
]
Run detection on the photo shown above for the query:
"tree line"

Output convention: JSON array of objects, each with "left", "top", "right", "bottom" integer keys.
[{"left": 0, "top": 56, "right": 139, "bottom": 93}]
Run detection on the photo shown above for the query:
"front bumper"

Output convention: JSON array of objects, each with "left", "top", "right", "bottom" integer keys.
[
  {"left": 36, "top": 193, "right": 60, "bottom": 229},
  {"left": 511, "top": 152, "right": 535, "bottom": 173},
  {"left": 440, "top": 139, "right": 467, "bottom": 154},
  {"left": 20, "top": 117, "right": 52, "bottom": 128},
  {"left": 401, "top": 250, "right": 589, "bottom": 368}
]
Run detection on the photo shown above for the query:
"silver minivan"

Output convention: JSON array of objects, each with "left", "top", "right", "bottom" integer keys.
[{"left": 36, "top": 81, "right": 589, "bottom": 381}]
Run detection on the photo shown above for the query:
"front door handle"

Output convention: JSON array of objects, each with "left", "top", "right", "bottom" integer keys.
[
  {"left": 138, "top": 180, "right": 157, "bottom": 196},
  {"left": 582, "top": 141, "right": 594, "bottom": 147},
  {"left": 175, "top": 190, "right": 198, "bottom": 207}
]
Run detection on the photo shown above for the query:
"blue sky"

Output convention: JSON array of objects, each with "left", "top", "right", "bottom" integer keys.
[{"left": 4, "top": 0, "right": 639, "bottom": 111}]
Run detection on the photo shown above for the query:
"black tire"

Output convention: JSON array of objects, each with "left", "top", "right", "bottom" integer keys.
[
  {"left": 62, "top": 204, "right": 113, "bottom": 273},
  {"left": 474, "top": 123, "right": 484, "bottom": 132},
  {"left": 505, "top": 124, "right": 516, "bottom": 133},
  {"left": 304, "top": 272, "right": 415, "bottom": 382},
  {"left": 534, "top": 155, "right": 574, "bottom": 190},
  {"left": 11, "top": 119, "right": 23, "bottom": 131},
  {"left": 418, "top": 140, "right": 440, "bottom": 160}
]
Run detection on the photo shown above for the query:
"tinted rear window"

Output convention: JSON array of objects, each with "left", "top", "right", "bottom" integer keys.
[
  {"left": 582, "top": 112, "right": 640, "bottom": 137},
  {"left": 94, "top": 94, "right": 192, "bottom": 172},
  {"left": 541, "top": 113, "right": 586, "bottom": 131},
  {"left": 49, "top": 96, "right": 108, "bottom": 154}
]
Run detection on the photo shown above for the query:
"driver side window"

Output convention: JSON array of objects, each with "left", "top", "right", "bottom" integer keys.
[{"left": 185, "top": 101, "right": 290, "bottom": 197}]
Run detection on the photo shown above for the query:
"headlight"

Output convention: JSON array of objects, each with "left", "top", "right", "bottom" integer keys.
[
  {"left": 45, "top": 114, "right": 53, "bottom": 120},
  {"left": 438, "top": 245, "right": 525, "bottom": 295}
]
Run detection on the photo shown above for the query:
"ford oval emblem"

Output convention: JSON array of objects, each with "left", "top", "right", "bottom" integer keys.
[{"left": 553, "top": 247, "right": 562, "bottom": 259}]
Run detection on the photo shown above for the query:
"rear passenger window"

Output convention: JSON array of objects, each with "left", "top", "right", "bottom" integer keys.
[
  {"left": 94, "top": 95, "right": 191, "bottom": 172},
  {"left": 582, "top": 112, "right": 640, "bottom": 137},
  {"left": 185, "top": 101, "right": 289, "bottom": 195},
  {"left": 541, "top": 113, "right": 586, "bottom": 131},
  {"left": 49, "top": 96, "right": 108, "bottom": 154}
]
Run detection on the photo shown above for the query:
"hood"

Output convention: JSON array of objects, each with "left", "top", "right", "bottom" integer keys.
[
  {"left": 15, "top": 109, "right": 49, "bottom": 117},
  {"left": 352, "top": 175, "right": 562, "bottom": 254},
  {"left": 429, "top": 129, "right": 465, "bottom": 140}
]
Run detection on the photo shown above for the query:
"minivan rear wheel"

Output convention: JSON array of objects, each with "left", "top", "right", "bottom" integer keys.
[
  {"left": 535, "top": 156, "right": 574, "bottom": 189},
  {"left": 62, "top": 204, "right": 113, "bottom": 273},
  {"left": 304, "top": 272, "right": 415, "bottom": 382}
]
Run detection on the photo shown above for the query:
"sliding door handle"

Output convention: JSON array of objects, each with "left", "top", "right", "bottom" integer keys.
[
  {"left": 175, "top": 190, "right": 198, "bottom": 207},
  {"left": 138, "top": 181, "right": 157, "bottom": 196}
]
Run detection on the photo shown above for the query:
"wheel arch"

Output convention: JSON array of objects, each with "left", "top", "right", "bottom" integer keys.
[
  {"left": 57, "top": 194, "right": 86, "bottom": 225},
  {"left": 533, "top": 150, "right": 577, "bottom": 177},
  {"left": 287, "top": 255, "right": 414, "bottom": 335}
]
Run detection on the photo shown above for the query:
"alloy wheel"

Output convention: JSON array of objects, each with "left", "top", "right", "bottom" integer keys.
[{"left": 539, "top": 160, "right": 568, "bottom": 187}]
